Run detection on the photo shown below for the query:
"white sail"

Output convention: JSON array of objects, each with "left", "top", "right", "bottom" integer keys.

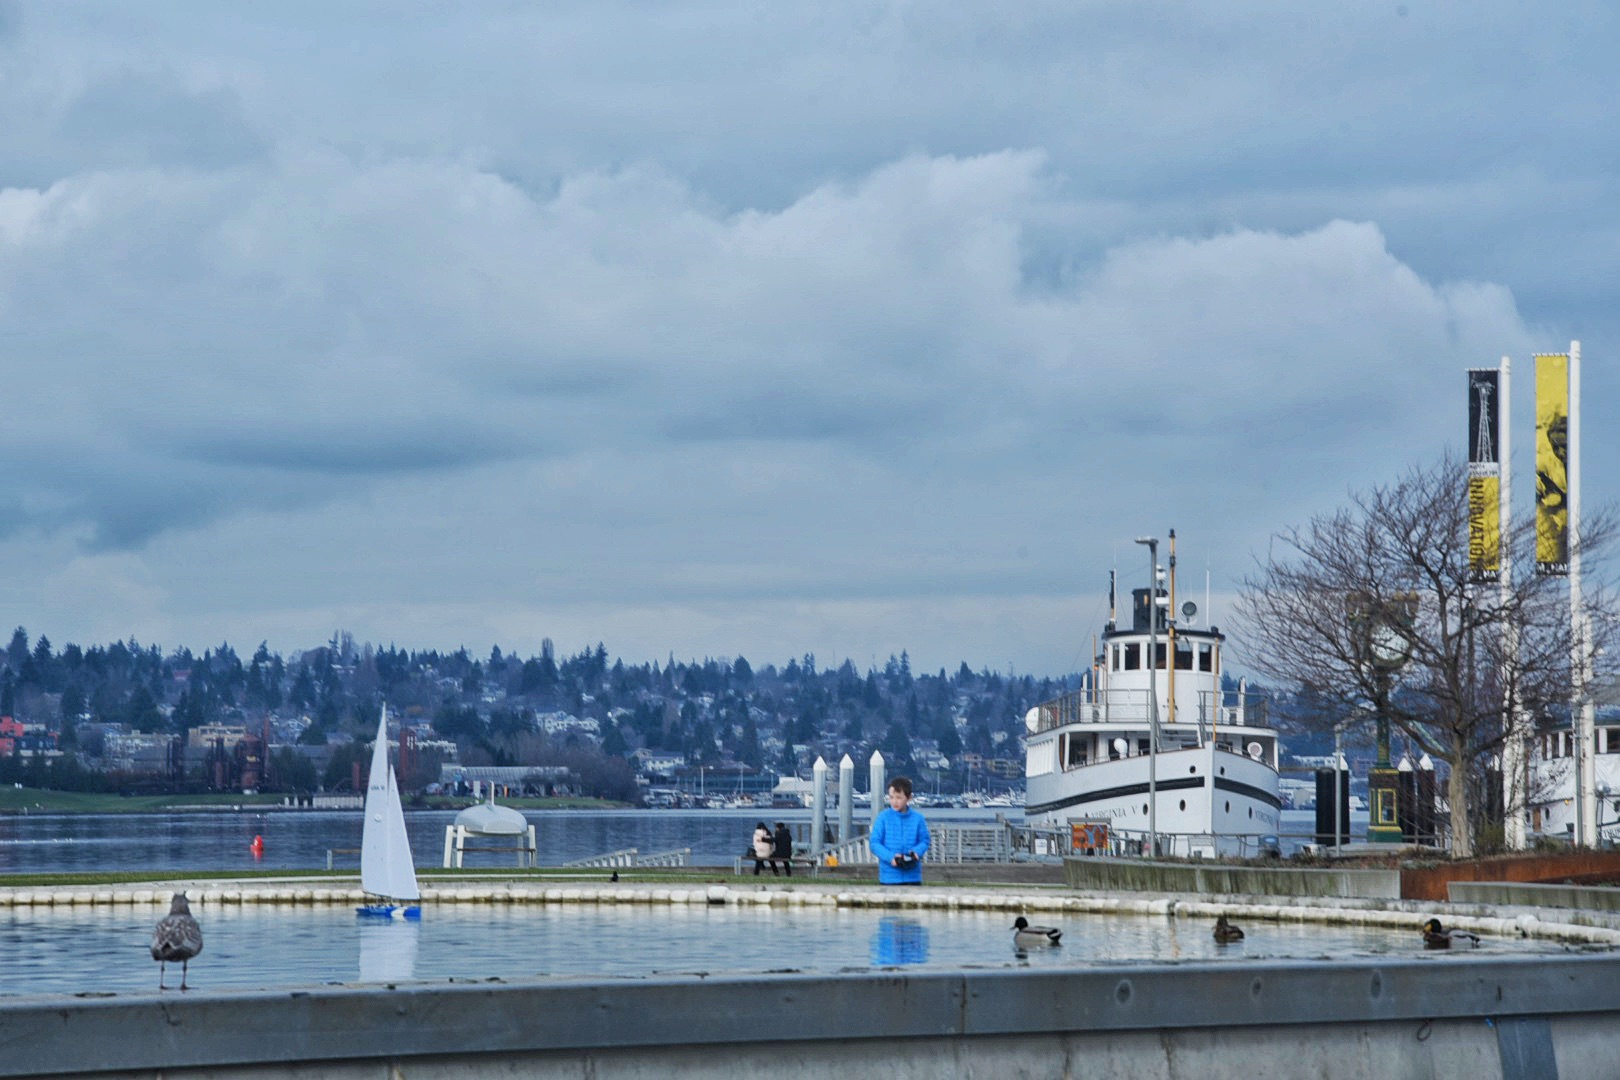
[{"left": 360, "top": 706, "right": 420, "bottom": 902}]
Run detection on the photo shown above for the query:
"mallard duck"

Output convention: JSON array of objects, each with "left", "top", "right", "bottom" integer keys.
[
  {"left": 1012, "top": 916, "right": 1062, "bottom": 947},
  {"left": 151, "top": 892, "right": 204, "bottom": 990},
  {"left": 1213, "top": 915, "right": 1245, "bottom": 943},
  {"left": 1421, "top": 917, "right": 1480, "bottom": 949}
]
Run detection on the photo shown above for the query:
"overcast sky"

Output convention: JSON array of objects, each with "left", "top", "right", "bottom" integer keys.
[{"left": 0, "top": 2, "right": 1614, "bottom": 676}]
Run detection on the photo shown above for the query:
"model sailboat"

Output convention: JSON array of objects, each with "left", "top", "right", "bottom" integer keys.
[{"left": 357, "top": 705, "right": 421, "bottom": 919}]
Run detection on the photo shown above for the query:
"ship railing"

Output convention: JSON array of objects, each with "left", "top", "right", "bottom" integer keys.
[
  {"left": 1032, "top": 689, "right": 1267, "bottom": 735},
  {"left": 1083, "top": 828, "right": 1281, "bottom": 860},
  {"left": 1004, "top": 823, "right": 1285, "bottom": 860}
]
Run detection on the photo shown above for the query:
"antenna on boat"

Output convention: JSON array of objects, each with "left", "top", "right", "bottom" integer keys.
[
  {"left": 1167, "top": 529, "right": 1178, "bottom": 726},
  {"left": 1108, "top": 568, "right": 1116, "bottom": 630}
]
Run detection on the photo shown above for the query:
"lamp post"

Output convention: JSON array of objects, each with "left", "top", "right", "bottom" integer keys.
[
  {"left": 1350, "top": 591, "right": 1415, "bottom": 844},
  {"left": 1136, "top": 535, "right": 1160, "bottom": 857}
]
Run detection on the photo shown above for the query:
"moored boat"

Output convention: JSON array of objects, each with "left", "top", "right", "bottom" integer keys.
[{"left": 1023, "top": 534, "right": 1282, "bottom": 856}]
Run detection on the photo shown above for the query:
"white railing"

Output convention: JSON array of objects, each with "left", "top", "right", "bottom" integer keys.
[
  {"left": 562, "top": 847, "right": 641, "bottom": 868},
  {"left": 1032, "top": 688, "right": 1265, "bottom": 735},
  {"left": 563, "top": 847, "right": 693, "bottom": 868},
  {"left": 806, "top": 825, "right": 1015, "bottom": 866}
]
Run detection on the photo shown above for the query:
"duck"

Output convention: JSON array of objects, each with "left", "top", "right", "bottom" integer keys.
[
  {"left": 1212, "top": 915, "right": 1245, "bottom": 943},
  {"left": 1011, "top": 916, "right": 1062, "bottom": 947},
  {"left": 1421, "top": 917, "right": 1480, "bottom": 949},
  {"left": 151, "top": 891, "right": 204, "bottom": 991}
]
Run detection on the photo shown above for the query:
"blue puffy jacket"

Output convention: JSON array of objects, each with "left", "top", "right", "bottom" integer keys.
[{"left": 869, "top": 806, "right": 931, "bottom": 884}]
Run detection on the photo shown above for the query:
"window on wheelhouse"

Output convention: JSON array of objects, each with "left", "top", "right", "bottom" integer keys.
[
  {"left": 1153, "top": 643, "right": 1167, "bottom": 669},
  {"left": 1174, "top": 642, "right": 1193, "bottom": 670},
  {"left": 1198, "top": 644, "right": 1213, "bottom": 672},
  {"left": 1123, "top": 643, "right": 1140, "bottom": 670}
]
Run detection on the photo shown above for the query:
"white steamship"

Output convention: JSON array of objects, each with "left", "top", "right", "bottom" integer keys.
[{"left": 1024, "top": 539, "right": 1282, "bottom": 856}]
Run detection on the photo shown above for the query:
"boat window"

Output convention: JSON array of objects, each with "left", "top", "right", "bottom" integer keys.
[
  {"left": 1065, "top": 735, "right": 1087, "bottom": 769},
  {"left": 1123, "top": 643, "right": 1140, "bottom": 670},
  {"left": 1605, "top": 729, "right": 1620, "bottom": 753},
  {"left": 1198, "top": 644, "right": 1213, "bottom": 672},
  {"left": 1137, "top": 739, "right": 1150, "bottom": 756},
  {"left": 1174, "top": 642, "right": 1193, "bottom": 670},
  {"left": 1153, "top": 643, "right": 1167, "bottom": 669}
]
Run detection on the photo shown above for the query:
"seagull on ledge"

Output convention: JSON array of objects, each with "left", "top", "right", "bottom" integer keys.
[{"left": 152, "top": 892, "right": 204, "bottom": 991}]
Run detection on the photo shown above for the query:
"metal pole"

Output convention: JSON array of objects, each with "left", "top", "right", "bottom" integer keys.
[
  {"left": 869, "top": 750, "right": 886, "bottom": 827},
  {"left": 837, "top": 754, "right": 854, "bottom": 843},
  {"left": 810, "top": 757, "right": 827, "bottom": 859},
  {"left": 1570, "top": 341, "right": 1597, "bottom": 845},
  {"left": 1500, "top": 355, "right": 1526, "bottom": 850},
  {"left": 1334, "top": 727, "right": 1344, "bottom": 852},
  {"left": 1136, "top": 535, "right": 1159, "bottom": 857}
]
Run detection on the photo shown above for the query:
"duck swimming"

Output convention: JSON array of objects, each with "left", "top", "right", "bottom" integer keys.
[
  {"left": 1212, "top": 915, "right": 1244, "bottom": 943},
  {"left": 1421, "top": 917, "right": 1480, "bottom": 949},
  {"left": 1012, "top": 916, "right": 1062, "bottom": 947}
]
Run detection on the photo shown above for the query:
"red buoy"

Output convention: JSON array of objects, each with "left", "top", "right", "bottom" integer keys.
[{"left": 250, "top": 834, "right": 264, "bottom": 857}]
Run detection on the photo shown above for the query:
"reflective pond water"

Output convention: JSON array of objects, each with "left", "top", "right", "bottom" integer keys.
[{"left": 0, "top": 903, "right": 1585, "bottom": 997}]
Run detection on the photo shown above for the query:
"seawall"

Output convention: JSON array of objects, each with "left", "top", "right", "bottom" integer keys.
[{"left": 7, "top": 956, "right": 1620, "bottom": 1078}]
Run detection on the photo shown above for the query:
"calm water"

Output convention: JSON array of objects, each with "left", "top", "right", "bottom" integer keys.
[
  {"left": 0, "top": 807, "right": 1361, "bottom": 876},
  {"left": 0, "top": 902, "right": 1577, "bottom": 997},
  {"left": 0, "top": 808, "right": 1579, "bottom": 997},
  {"left": 0, "top": 807, "right": 1031, "bottom": 874}
]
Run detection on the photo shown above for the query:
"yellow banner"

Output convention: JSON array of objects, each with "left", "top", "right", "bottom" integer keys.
[
  {"left": 1468, "top": 474, "right": 1500, "bottom": 579},
  {"left": 1536, "top": 354, "right": 1569, "bottom": 573}
]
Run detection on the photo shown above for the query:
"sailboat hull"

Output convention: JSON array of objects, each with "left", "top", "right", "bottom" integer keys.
[{"left": 357, "top": 903, "right": 421, "bottom": 920}]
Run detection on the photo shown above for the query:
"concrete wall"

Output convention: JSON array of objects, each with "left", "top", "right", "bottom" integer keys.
[
  {"left": 9, "top": 955, "right": 1620, "bottom": 1079},
  {"left": 1064, "top": 856, "right": 1401, "bottom": 898},
  {"left": 1450, "top": 880, "right": 1620, "bottom": 912}
]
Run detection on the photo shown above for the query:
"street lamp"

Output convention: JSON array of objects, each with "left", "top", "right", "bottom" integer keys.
[{"left": 1135, "top": 535, "right": 1160, "bottom": 857}]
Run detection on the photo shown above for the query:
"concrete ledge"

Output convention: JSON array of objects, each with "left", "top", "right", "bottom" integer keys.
[
  {"left": 1450, "top": 880, "right": 1620, "bottom": 912},
  {"left": 1064, "top": 857, "right": 1401, "bottom": 899},
  {"left": 9, "top": 956, "right": 1620, "bottom": 1078}
]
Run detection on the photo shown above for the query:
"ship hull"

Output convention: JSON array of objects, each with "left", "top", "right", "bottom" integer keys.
[{"left": 1026, "top": 741, "right": 1281, "bottom": 857}]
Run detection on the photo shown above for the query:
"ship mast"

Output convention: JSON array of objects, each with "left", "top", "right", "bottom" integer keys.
[{"left": 1167, "top": 530, "right": 1178, "bottom": 727}]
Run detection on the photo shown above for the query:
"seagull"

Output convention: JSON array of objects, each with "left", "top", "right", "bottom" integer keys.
[
  {"left": 1012, "top": 916, "right": 1062, "bottom": 947},
  {"left": 1421, "top": 917, "right": 1480, "bottom": 950},
  {"left": 152, "top": 892, "right": 204, "bottom": 990},
  {"left": 1213, "top": 915, "right": 1245, "bottom": 943}
]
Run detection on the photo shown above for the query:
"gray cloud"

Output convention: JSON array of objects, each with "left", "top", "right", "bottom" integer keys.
[{"left": 0, "top": 2, "right": 1609, "bottom": 671}]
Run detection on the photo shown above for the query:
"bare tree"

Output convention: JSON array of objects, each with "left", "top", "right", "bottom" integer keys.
[{"left": 1235, "top": 455, "right": 1617, "bottom": 856}]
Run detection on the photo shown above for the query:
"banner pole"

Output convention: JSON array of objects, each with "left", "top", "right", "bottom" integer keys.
[
  {"left": 1500, "top": 355, "right": 1526, "bottom": 849},
  {"left": 1569, "top": 341, "right": 1596, "bottom": 845}
]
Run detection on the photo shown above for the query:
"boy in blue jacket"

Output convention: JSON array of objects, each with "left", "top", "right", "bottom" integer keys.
[{"left": 869, "top": 776, "right": 930, "bottom": 885}]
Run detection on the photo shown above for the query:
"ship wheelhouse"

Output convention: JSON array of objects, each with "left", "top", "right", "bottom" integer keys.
[{"left": 1025, "top": 586, "right": 1276, "bottom": 774}]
